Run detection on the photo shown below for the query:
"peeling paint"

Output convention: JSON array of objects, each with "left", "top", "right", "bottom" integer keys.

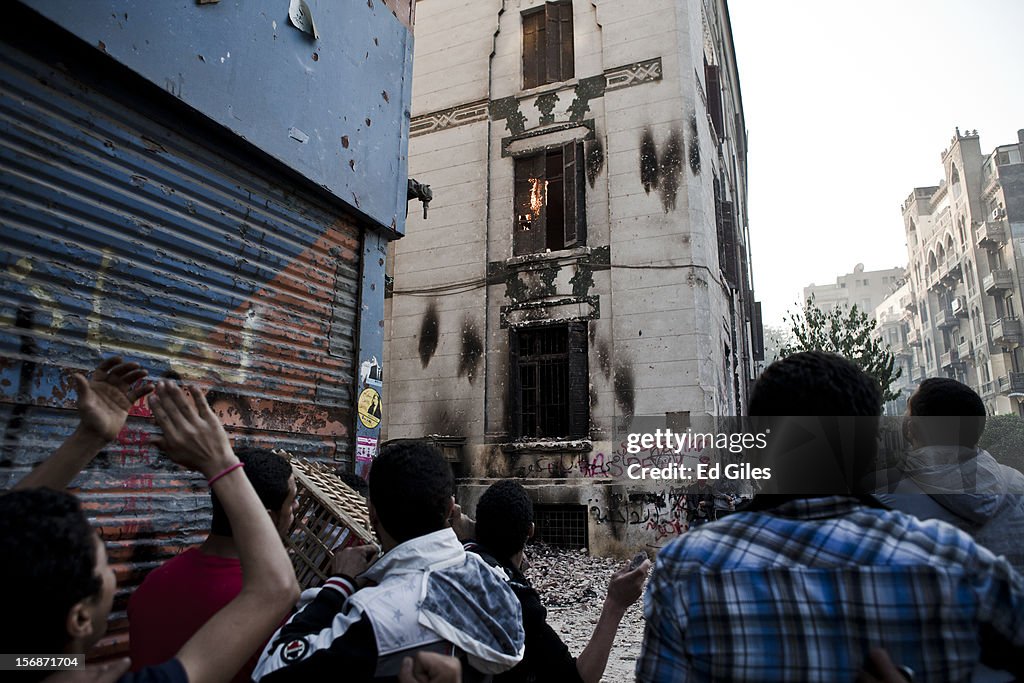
[
  {"left": 566, "top": 74, "right": 606, "bottom": 122},
  {"left": 535, "top": 91, "right": 559, "bottom": 126},
  {"left": 569, "top": 263, "right": 594, "bottom": 297},
  {"left": 489, "top": 96, "right": 527, "bottom": 135}
]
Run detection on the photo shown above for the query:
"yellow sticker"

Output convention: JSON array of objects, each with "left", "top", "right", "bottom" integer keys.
[{"left": 358, "top": 387, "right": 382, "bottom": 429}]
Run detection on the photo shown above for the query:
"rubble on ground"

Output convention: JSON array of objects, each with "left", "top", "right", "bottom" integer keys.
[{"left": 524, "top": 544, "right": 647, "bottom": 681}]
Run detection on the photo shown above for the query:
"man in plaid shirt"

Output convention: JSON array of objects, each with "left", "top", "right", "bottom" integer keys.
[{"left": 637, "top": 352, "right": 1024, "bottom": 682}]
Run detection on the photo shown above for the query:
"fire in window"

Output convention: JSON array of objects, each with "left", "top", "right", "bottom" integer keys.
[
  {"left": 522, "top": 1, "right": 574, "bottom": 90},
  {"left": 509, "top": 323, "right": 589, "bottom": 439},
  {"left": 514, "top": 143, "right": 586, "bottom": 255}
]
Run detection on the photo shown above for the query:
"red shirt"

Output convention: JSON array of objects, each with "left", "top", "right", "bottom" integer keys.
[{"left": 128, "top": 547, "right": 255, "bottom": 683}]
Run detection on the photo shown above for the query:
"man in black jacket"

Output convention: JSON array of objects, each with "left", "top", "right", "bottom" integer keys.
[{"left": 461, "top": 480, "right": 650, "bottom": 683}]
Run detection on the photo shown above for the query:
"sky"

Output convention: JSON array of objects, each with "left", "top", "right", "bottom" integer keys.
[{"left": 727, "top": 0, "right": 1024, "bottom": 327}]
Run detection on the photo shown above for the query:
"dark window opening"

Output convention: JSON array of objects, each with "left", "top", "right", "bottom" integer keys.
[
  {"left": 532, "top": 504, "right": 588, "bottom": 550},
  {"left": 522, "top": 2, "right": 574, "bottom": 90},
  {"left": 704, "top": 58, "right": 724, "bottom": 141},
  {"left": 509, "top": 322, "right": 589, "bottom": 439},
  {"left": 514, "top": 142, "right": 585, "bottom": 255},
  {"left": 714, "top": 181, "right": 738, "bottom": 288}
]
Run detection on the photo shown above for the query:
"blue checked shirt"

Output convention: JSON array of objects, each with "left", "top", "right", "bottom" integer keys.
[{"left": 637, "top": 496, "right": 1024, "bottom": 682}]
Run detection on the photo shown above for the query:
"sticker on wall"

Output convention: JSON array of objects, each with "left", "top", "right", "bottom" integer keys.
[
  {"left": 288, "top": 0, "right": 319, "bottom": 39},
  {"left": 355, "top": 435, "right": 378, "bottom": 464},
  {"left": 357, "top": 387, "right": 382, "bottom": 429},
  {"left": 359, "top": 356, "right": 383, "bottom": 387}
]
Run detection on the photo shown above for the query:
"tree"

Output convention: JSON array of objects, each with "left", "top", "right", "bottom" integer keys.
[
  {"left": 781, "top": 298, "right": 903, "bottom": 402},
  {"left": 762, "top": 324, "right": 794, "bottom": 365}
]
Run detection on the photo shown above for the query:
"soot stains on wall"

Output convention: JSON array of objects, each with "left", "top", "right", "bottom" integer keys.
[
  {"left": 418, "top": 300, "right": 440, "bottom": 368},
  {"left": 688, "top": 113, "right": 701, "bottom": 176},
  {"left": 458, "top": 314, "right": 483, "bottom": 383}
]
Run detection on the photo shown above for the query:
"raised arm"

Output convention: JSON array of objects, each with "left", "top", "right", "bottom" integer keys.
[
  {"left": 148, "top": 381, "right": 300, "bottom": 683},
  {"left": 575, "top": 558, "right": 651, "bottom": 683},
  {"left": 15, "top": 357, "right": 151, "bottom": 490}
]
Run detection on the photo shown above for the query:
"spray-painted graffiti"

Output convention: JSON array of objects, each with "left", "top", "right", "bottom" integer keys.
[
  {"left": 512, "top": 442, "right": 706, "bottom": 479},
  {"left": 586, "top": 486, "right": 706, "bottom": 542}
]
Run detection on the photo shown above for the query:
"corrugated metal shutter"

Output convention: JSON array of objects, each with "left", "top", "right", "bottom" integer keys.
[{"left": 0, "top": 41, "right": 360, "bottom": 658}]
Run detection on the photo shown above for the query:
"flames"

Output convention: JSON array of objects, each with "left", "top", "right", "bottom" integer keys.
[{"left": 519, "top": 178, "right": 548, "bottom": 229}]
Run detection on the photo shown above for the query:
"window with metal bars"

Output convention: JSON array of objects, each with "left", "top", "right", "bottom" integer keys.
[
  {"left": 509, "top": 323, "right": 589, "bottom": 439},
  {"left": 522, "top": 2, "right": 574, "bottom": 90},
  {"left": 531, "top": 504, "right": 588, "bottom": 550}
]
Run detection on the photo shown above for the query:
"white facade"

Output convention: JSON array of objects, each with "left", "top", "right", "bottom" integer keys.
[
  {"left": 382, "top": 0, "right": 759, "bottom": 554},
  {"left": 899, "top": 128, "right": 1024, "bottom": 415},
  {"left": 804, "top": 264, "right": 905, "bottom": 316}
]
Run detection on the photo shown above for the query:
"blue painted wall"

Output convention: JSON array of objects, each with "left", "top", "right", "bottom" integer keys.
[{"left": 20, "top": 0, "right": 413, "bottom": 237}]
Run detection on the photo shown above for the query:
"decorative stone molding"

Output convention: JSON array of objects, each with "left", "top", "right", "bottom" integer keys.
[
  {"left": 604, "top": 57, "right": 663, "bottom": 92},
  {"left": 409, "top": 99, "right": 488, "bottom": 137},
  {"left": 410, "top": 57, "right": 662, "bottom": 137}
]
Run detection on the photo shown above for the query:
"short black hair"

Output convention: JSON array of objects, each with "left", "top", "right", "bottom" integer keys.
[
  {"left": 749, "top": 351, "right": 882, "bottom": 418},
  {"left": 475, "top": 480, "right": 533, "bottom": 562},
  {"left": 908, "top": 377, "right": 986, "bottom": 447},
  {"left": 336, "top": 470, "right": 369, "bottom": 498},
  {"left": 368, "top": 441, "right": 453, "bottom": 544},
  {"left": 0, "top": 488, "right": 101, "bottom": 654},
  {"left": 211, "top": 448, "right": 293, "bottom": 536},
  {"left": 748, "top": 352, "right": 882, "bottom": 494}
]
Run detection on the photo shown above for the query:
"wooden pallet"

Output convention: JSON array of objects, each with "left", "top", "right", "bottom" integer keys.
[{"left": 283, "top": 457, "right": 376, "bottom": 589}]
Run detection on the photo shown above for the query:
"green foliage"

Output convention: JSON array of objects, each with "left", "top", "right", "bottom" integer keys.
[
  {"left": 978, "top": 414, "right": 1024, "bottom": 475},
  {"left": 781, "top": 298, "right": 903, "bottom": 403}
]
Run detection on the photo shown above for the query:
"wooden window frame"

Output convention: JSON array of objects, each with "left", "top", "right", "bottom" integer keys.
[
  {"left": 522, "top": 2, "right": 575, "bottom": 90},
  {"left": 513, "top": 142, "right": 586, "bottom": 256},
  {"left": 508, "top": 322, "right": 589, "bottom": 439}
]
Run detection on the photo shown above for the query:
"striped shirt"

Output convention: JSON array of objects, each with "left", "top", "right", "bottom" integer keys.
[{"left": 637, "top": 496, "right": 1024, "bottom": 682}]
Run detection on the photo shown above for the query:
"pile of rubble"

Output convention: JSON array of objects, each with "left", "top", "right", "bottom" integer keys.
[{"left": 524, "top": 544, "right": 647, "bottom": 681}]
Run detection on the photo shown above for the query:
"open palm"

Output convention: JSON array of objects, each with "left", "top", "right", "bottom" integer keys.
[{"left": 74, "top": 357, "right": 153, "bottom": 441}]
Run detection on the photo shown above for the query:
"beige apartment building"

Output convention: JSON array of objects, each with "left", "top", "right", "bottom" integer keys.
[
  {"left": 382, "top": 0, "right": 760, "bottom": 553},
  {"left": 896, "top": 128, "right": 1024, "bottom": 415},
  {"left": 804, "top": 264, "right": 906, "bottom": 315}
]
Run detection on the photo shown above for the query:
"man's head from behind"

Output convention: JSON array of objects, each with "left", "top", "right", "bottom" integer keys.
[
  {"left": 211, "top": 447, "right": 296, "bottom": 539},
  {"left": 0, "top": 488, "right": 114, "bottom": 656},
  {"left": 476, "top": 480, "right": 534, "bottom": 562},
  {"left": 906, "top": 377, "right": 986, "bottom": 448},
  {"left": 748, "top": 351, "right": 883, "bottom": 494},
  {"left": 368, "top": 441, "right": 454, "bottom": 549}
]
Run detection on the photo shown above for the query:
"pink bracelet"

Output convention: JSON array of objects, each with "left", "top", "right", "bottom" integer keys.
[{"left": 207, "top": 462, "right": 244, "bottom": 487}]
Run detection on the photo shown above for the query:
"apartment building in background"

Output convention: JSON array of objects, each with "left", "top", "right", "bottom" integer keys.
[
  {"left": 804, "top": 264, "right": 905, "bottom": 315},
  {"left": 898, "top": 128, "right": 1024, "bottom": 415},
  {"left": 383, "top": 0, "right": 761, "bottom": 554}
]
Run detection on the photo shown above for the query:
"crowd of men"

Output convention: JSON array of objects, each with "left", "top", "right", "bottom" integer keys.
[{"left": 2, "top": 350, "right": 1023, "bottom": 682}]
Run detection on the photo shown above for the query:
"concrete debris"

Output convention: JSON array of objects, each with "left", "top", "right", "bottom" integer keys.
[{"left": 524, "top": 544, "right": 647, "bottom": 681}]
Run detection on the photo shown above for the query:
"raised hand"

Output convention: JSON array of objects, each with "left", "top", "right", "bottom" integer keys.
[
  {"left": 606, "top": 556, "right": 652, "bottom": 614},
  {"left": 331, "top": 543, "right": 380, "bottom": 580},
  {"left": 148, "top": 381, "right": 236, "bottom": 479},
  {"left": 73, "top": 356, "right": 153, "bottom": 441}
]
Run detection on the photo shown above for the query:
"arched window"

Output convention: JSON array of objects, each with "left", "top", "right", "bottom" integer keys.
[
  {"left": 951, "top": 163, "right": 962, "bottom": 198},
  {"left": 928, "top": 251, "right": 937, "bottom": 273}
]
